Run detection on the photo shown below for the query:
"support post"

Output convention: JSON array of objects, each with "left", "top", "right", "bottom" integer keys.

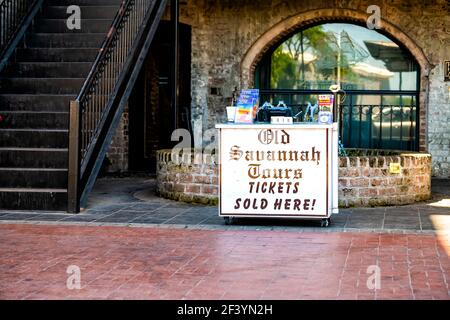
[
  {"left": 67, "top": 100, "right": 81, "bottom": 213},
  {"left": 171, "top": 0, "right": 179, "bottom": 131},
  {"left": 332, "top": 92, "right": 338, "bottom": 124}
]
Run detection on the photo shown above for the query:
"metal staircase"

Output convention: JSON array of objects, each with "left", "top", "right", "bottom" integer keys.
[{"left": 0, "top": 0, "right": 168, "bottom": 212}]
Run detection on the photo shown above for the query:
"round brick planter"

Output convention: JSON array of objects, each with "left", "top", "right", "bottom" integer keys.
[
  {"left": 156, "top": 149, "right": 431, "bottom": 207},
  {"left": 156, "top": 149, "right": 219, "bottom": 205},
  {"left": 338, "top": 150, "right": 431, "bottom": 207}
]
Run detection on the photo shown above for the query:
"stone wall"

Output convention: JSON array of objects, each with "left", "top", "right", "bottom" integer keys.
[
  {"left": 156, "top": 149, "right": 432, "bottom": 207},
  {"left": 338, "top": 153, "right": 432, "bottom": 207},
  {"left": 180, "top": 0, "right": 449, "bottom": 177},
  {"left": 106, "top": 108, "right": 129, "bottom": 173},
  {"left": 156, "top": 149, "right": 219, "bottom": 205},
  {"left": 109, "top": 0, "right": 449, "bottom": 177}
]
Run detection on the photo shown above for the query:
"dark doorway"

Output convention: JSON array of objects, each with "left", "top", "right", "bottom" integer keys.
[{"left": 128, "top": 21, "right": 192, "bottom": 173}]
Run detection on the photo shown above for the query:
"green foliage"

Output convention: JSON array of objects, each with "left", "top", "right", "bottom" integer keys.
[
  {"left": 269, "top": 25, "right": 366, "bottom": 89},
  {"left": 270, "top": 46, "right": 298, "bottom": 89}
]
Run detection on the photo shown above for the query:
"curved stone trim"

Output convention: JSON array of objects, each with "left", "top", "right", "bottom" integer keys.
[
  {"left": 156, "top": 149, "right": 432, "bottom": 208},
  {"left": 239, "top": 8, "right": 431, "bottom": 152},
  {"left": 240, "top": 8, "right": 431, "bottom": 88}
]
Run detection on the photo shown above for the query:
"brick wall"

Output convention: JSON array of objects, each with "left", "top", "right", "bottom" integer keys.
[
  {"left": 156, "top": 150, "right": 219, "bottom": 205},
  {"left": 338, "top": 153, "right": 431, "bottom": 207},
  {"left": 180, "top": 0, "right": 449, "bottom": 177},
  {"left": 106, "top": 107, "right": 129, "bottom": 173},
  {"left": 156, "top": 149, "right": 432, "bottom": 208},
  {"left": 110, "top": 0, "right": 449, "bottom": 177}
]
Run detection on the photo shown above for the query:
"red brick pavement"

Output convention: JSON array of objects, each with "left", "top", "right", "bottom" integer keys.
[{"left": 0, "top": 224, "right": 449, "bottom": 300}]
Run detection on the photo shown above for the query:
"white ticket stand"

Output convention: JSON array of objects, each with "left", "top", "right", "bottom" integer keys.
[{"left": 216, "top": 123, "right": 339, "bottom": 227}]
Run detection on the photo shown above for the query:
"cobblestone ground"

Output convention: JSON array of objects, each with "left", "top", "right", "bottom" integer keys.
[{"left": 0, "top": 178, "right": 449, "bottom": 300}]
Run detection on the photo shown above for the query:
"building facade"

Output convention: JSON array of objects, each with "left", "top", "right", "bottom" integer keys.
[{"left": 108, "top": 0, "right": 449, "bottom": 177}]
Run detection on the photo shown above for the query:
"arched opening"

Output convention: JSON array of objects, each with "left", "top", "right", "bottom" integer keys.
[{"left": 253, "top": 22, "right": 421, "bottom": 151}]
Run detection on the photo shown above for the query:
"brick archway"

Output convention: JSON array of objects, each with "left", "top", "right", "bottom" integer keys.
[
  {"left": 240, "top": 8, "right": 431, "bottom": 151},
  {"left": 241, "top": 8, "right": 430, "bottom": 86}
]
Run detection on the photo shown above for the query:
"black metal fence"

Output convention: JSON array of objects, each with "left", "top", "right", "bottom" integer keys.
[
  {"left": 340, "top": 104, "right": 417, "bottom": 151},
  {"left": 260, "top": 89, "right": 419, "bottom": 151}
]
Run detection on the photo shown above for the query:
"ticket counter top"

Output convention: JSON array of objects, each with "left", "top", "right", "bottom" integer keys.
[{"left": 216, "top": 122, "right": 335, "bottom": 129}]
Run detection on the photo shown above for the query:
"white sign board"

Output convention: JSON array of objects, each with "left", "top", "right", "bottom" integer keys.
[{"left": 219, "top": 125, "right": 335, "bottom": 218}]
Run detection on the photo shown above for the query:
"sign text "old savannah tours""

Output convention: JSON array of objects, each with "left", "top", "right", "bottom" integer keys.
[{"left": 219, "top": 127, "right": 330, "bottom": 217}]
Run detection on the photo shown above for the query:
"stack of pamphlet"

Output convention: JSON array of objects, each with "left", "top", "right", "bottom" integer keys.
[
  {"left": 318, "top": 94, "right": 334, "bottom": 124},
  {"left": 234, "top": 89, "right": 259, "bottom": 124}
]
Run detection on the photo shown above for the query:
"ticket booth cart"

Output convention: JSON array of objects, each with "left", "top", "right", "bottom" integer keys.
[{"left": 216, "top": 123, "right": 339, "bottom": 227}]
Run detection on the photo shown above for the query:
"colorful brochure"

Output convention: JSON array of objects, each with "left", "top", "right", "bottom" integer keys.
[
  {"left": 318, "top": 94, "right": 334, "bottom": 124},
  {"left": 235, "top": 89, "right": 259, "bottom": 124}
]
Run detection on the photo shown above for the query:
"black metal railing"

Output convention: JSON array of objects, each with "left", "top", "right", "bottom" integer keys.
[
  {"left": 260, "top": 89, "right": 419, "bottom": 151},
  {"left": 68, "top": 0, "right": 168, "bottom": 212},
  {"left": 0, "top": 0, "right": 31, "bottom": 54},
  {"left": 0, "top": 0, "right": 43, "bottom": 72},
  {"left": 339, "top": 104, "right": 417, "bottom": 151}
]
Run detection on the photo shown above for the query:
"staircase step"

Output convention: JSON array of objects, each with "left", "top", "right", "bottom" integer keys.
[
  {"left": 0, "top": 95, "right": 74, "bottom": 111},
  {"left": 0, "top": 168, "right": 68, "bottom": 189},
  {"left": 0, "top": 129, "right": 68, "bottom": 148},
  {"left": 47, "top": 0, "right": 123, "bottom": 6},
  {"left": 0, "top": 148, "right": 68, "bottom": 168},
  {"left": 27, "top": 33, "right": 106, "bottom": 48},
  {"left": 0, "top": 78, "right": 84, "bottom": 94},
  {"left": 0, "top": 0, "right": 143, "bottom": 212},
  {"left": 0, "top": 111, "right": 68, "bottom": 129},
  {"left": 0, "top": 188, "right": 67, "bottom": 211},
  {"left": 16, "top": 48, "right": 99, "bottom": 62},
  {"left": 43, "top": 6, "right": 119, "bottom": 19},
  {"left": 33, "top": 19, "right": 112, "bottom": 33},
  {"left": 5, "top": 62, "right": 92, "bottom": 78}
]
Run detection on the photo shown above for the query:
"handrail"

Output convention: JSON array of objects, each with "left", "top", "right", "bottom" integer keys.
[
  {"left": 0, "top": 0, "right": 33, "bottom": 56},
  {"left": 68, "top": 0, "right": 168, "bottom": 212},
  {"left": 76, "top": 1, "right": 129, "bottom": 100},
  {"left": 75, "top": 0, "right": 155, "bottom": 165},
  {"left": 0, "top": 0, "right": 43, "bottom": 73}
]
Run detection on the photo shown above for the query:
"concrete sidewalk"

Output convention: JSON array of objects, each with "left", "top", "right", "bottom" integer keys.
[
  {"left": 0, "top": 178, "right": 448, "bottom": 234},
  {"left": 0, "top": 178, "right": 448, "bottom": 300}
]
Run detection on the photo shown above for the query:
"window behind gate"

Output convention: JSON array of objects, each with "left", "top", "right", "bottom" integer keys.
[{"left": 255, "top": 23, "right": 420, "bottom": 151}]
